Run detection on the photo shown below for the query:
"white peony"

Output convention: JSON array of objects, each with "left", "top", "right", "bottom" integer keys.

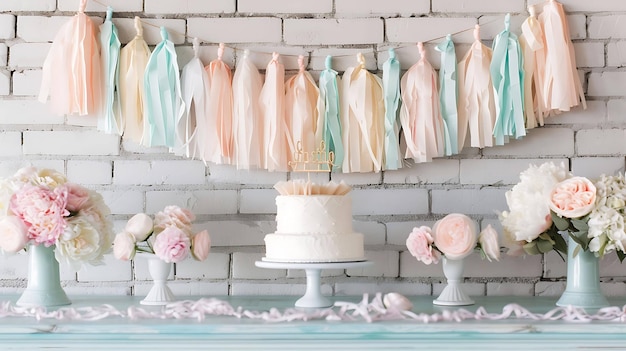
[
  {"left": 55, "top": 217, "right": 104, "bottom": 270},
  {"left": 500, "top": 162, "right": 570, "bottom": 245}
]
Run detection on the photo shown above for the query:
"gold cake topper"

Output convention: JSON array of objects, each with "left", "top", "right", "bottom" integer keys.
[{"left": 288, "top": 140, "right": 335, "bottom": 173}]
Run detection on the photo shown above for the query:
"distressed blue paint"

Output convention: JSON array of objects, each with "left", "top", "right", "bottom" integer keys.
[{"left": 1, "top": 296, "right": 626, "bottom": 350}]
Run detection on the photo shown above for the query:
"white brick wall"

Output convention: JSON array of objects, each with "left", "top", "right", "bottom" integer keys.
[
  {"left": 284, "top": 19, "right": 384, "bottom": 45},
  {"left": 588, "top": 72, "right": 626, "bottom": 96},
  {"left": 386, "top": 18, "right": 476, "bottom": 44},
  {"left": 0, "top": 0, "right": 625, "bottom": 301},
  {"left": 589, "top": 15, "right": 626, "bottom": 39},
  {"left": 23, "top": 131, "right": 120, "bottom": 156},
  {"left": 187, "top": 18, "right": 282, "bottom": 44},
  {"left": 576, "top": 129, "right": 626, "bottom": 156},
  {"left": 0, "top": 132, "right": 22, "bottom": 157},
  {"left": 0, "top": 0, "right": 55, "bottom": 12},
  {"left": 145, "top": 0, "right": 235, "bottom": 14},
  {"left": 432, "top": 0, "right": 524, "bottom": 13},
  {"left": 114, "top": 160, "right": 206, "bottom": 185},
  {"left": 607, "top": 41, "right": 626, "bottom": 67},
  {"left": 113, "top": 18, "right": 186, "bottom": 45},
  {"left": 0, "top": 99, "right": 64, "bottom": 124},
  {"left": 608, "top": 100, "right": 626, "bottom": 123},
  {"left": 0, "top": 15, "right": 15, "bottom": 40},
  {"left": 335, "top": 0, "right": 429, "bottom": 16},
  {"left": 239, "top": 0, "right": 331, "bottom": 14}
]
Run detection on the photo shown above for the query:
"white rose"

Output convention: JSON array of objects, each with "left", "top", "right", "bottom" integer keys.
[
  {"left": 113, "top": 231, "right": 137, "bottom": 261},
  {"left": 478, "top": 224, "right": 500, "bottom": 262},
  {"left": 125, "top": 213, "right": 153, "bottom": 241},
  {"left": 55, "top": 217, "right": 103, "bottom": 270}
]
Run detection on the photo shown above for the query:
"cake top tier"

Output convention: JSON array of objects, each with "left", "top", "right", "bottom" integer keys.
[{"left": 274, "top": 179, "right": 351, "bottom": 196}]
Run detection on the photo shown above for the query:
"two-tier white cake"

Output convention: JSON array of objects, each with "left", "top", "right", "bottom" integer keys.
[{"left": 263, "top": 182, "right": 365, "bottom": 262}]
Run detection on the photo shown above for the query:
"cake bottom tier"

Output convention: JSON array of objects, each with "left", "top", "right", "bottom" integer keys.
[{"left": 263, "top": 232, "right": 365, "bottom": 263}]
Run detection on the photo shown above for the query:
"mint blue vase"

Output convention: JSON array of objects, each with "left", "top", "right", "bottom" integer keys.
[
  {"left": 16, "top": 245, "right": 71, "bottom": 307},
  {"left": 556, "top": 237, "right": 609, "bottom": 309}
]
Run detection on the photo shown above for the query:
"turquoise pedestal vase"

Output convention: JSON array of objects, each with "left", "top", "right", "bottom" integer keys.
[
  {"left": 16, "top": 245, "right": 71, "bottom": 307},
  {"left": 556, "top": 237, "right": 609, "bottom": 309}
]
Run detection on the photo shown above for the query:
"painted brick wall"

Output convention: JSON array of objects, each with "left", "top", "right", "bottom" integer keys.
[{"left": 0, "top": 0, "right": 625, "bottom": 299}]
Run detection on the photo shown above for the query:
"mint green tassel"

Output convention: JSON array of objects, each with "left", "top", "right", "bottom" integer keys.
[
  {"left": 143, "top": 27, "right": 184, "bottom": 148},
  {"left": 319, "top": 56, "right": 343, "bottom": 172},
  {"left": 382, "top": 48, "right": 402, "bottom": 170},
  {"left": 490, "top": 13, "right": 526, "bottom": 145}
]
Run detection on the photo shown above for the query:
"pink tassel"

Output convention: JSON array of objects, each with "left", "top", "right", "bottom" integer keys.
[{"left": 39, "top": 0, "right": 102, "bottom": 116}]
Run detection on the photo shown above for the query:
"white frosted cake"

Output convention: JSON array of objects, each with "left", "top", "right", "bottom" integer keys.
[{"left": 263, "top": 183, "right": 365, "bottom": 263}]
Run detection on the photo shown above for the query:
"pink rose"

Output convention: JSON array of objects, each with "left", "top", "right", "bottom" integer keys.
[
  {"left": 191, "top": 230, "right": 211, "bottom": 261},
  {"left": 10, "top": 184, "right": 69, "bottom": 246},
  {"left": 433, "top": 213, "right": 478, "bottom": 260},
  {"left": 153, "top": 226, "right": 191, "bottom": 263},
  {"left": 0, "top": 216, "right": 28, "bottom": 253},
  {"left": 113, "top": 231, "right": 136, "bottom": 261},
  {"left": 65, "top": 183, "right": 91, "bottom": 212},
  {"left": 154, "top": 206, "right": 195, "bottom": 234},
  {"left": 406, "top": 226, "right": 440, "bottom": 265},
  {"left": 478, "top": 224, "right": 500, "bottom": 262},
  {"left": 549, "top": 176, "right": 596, "bottom": 219}
]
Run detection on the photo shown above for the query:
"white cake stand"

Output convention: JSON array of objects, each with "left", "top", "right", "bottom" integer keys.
[{"left": 255, "top": 260, "right": 372, "bottom": 308}]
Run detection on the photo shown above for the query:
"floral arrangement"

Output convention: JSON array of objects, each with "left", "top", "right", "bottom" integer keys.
[
  {"left": 0, "top": 167, "right": 113, "bottom": 269},
  {"left": 113, "top": 206, "right": 211, "bottom": 263},
  {"left": 406, "top": 213, "right": 500, "bottom": 264},
  {"left": 500, "top": 162, "right": 626, "bottom": 260}
]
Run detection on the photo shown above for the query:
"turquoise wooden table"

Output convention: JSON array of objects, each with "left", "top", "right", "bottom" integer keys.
[{"left": 1, "top": 295, "right": 626, "bottom": 350}]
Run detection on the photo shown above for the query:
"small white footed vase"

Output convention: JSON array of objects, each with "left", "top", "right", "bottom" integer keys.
[
  {"left": 140, "top": 254, "right": 175, "bottom": 306},
  {"left": 433, "top": 257, "right": 474, "bottom": 306}
]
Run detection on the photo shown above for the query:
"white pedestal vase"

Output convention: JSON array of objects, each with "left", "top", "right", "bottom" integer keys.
[
  {"left": 16, "top": 245, "right": 71, "bottom": 307},
  {"left": 433, "top": 257, "right": 474, "bottom": 306},
  {"left": 140, "top": 254, "right": 175, "bottom": 306}
]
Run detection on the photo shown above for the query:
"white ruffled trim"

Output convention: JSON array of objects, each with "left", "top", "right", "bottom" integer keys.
[{"left": 1, "top": 293, "right": 626, "bottom": 323}]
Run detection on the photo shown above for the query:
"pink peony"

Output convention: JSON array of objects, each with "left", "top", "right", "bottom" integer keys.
[
  {"left": 154, "top": 206, "right": 195, "bottom": 234},
  {"left": 549, "top": 176, "right": 597, "bottom": 219},
  {"left": 191, "top": 230, "right": 211, "bottom": 261},
  {"left": 113, "top": 231, "right": 136, "bottom": 261},
  {"left": 10, "top": 184, "right": 69, "bottom": 246},
  {"left": 153, "top": 226, "right": 191, "bottom": 263},
  {"left": 65, "top": 183, "right": 91, "bottom": 212},
  {"left": 433, "top": 213, "right": 478, "bottom": 260},
  {"left": 406, "top": 226, "right": 440, "bottom": 265},
  {"left": 0, "top": 216, "right": 28, "bottom": 253}
]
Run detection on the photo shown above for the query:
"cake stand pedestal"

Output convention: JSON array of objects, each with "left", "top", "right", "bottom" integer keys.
[{"left": 255, "top": 260, "right": 372, "bottom": 308}]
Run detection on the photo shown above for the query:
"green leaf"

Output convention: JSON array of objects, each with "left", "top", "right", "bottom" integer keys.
[
  {"left": 617, "top": 250, "right": 626, "bottom": 263},
  {"left": 523, "top": 241, "right": 540, "bottom": 255},
  {"left": 537, "top": 239, "right": 554, "bottom": 253},
  {"left": 572, "top": 244, "right": 581, "bottom": 258},
  {"left": 572, "top": 218, "right": 589, "bottom": 232},
  {"left": 551, "top": 232, "right": 568, "bottom": 255},
  {"left": 551, "top": 211, "right": 570, "bottom": 231},
  {"left": 568, "top": 232, "right": 588, "bottom": 251}
]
